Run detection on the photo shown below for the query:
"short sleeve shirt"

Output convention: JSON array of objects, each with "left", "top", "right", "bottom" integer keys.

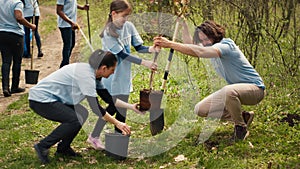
[
  {"left": 57, "top": 0, "right": 77, "bottom": 28},
  {"left": 23, "top": 0, "right": 34, "bottom": 17},
  {"left": 212, "top": 38, "right": 265, "bottom": 89},
  {"left": 29, "top": 63, "right": 97, "bottom": 105},
  {"left": 0, "top": 0, "right": 24, "bottom": 36},
  {"left": 101, "top": 21, "right": 144, "bottom": 95}
]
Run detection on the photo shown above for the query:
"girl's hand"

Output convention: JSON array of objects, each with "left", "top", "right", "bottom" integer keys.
[
  {"left": 149, "top": 45, "right": 161, "bottom": 53},
  {"left": 141, "top": 60, "right": 157, "bottom": 71},
  {"left": 115, "top": 122, "right": 131, "bottom": 135}
]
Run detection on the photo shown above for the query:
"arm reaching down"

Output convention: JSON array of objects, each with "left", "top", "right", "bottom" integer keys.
[
  {"left": 86, "top": 96, "right": 131, "bottom": 135},
  {"left": 97, "top": 89, "right": 145, "bottom": 115}
]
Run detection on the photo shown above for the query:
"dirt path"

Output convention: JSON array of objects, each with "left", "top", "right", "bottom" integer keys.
[{"left": 0, "top": 5, "right": 82, "bottom": 113}]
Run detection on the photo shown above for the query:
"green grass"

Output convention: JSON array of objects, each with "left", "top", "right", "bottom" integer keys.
[
  {"left": 1, "top": 1, "right": 299, "bottom": 168},
  {"left": 0, "top": 68, "right": 299, "bottom": 168}
]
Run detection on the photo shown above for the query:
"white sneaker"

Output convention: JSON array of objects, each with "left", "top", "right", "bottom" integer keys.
[{"left": 87, "top": 134, "right": 105, "bottom": 150}]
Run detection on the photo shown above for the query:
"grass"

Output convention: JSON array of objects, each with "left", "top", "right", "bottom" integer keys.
[
  {"left": 1, "top": 1, "right": 299, "bottom": 168},
  {"left": 0, "top": 67, "right": 299, "bottom": 168}
]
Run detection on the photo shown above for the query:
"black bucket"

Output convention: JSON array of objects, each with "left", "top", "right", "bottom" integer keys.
[
  {"left": 25, "top": 70, "right": 39, "bottom": 84},
  {"left": 105, "top": 133, "right": 130, "bottom": 160},
  {"left": 149, "top": 108, "right": 164, "bottom": 136}
]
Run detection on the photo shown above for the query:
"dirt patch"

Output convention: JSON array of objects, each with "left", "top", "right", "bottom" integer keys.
[
  {"left": 0, "top": 5, "right": 82, "bottom": 113},
  {"left": 280, "top": 113, "right": 300, "bottom": 127}
]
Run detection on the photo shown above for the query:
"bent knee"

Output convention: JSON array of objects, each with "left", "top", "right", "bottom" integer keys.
[{"left": 194, "top": 103, "right": 207, "bottom": 117}]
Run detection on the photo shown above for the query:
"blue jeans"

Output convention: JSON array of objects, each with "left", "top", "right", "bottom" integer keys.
[
  {"left": 24, "top": 16, "right": 42, "bottom": 56},
  {"left": 59, "top": 27, "right": 75, "bottom": 68},
  {"left": 0, "top": 32, "right": 23, "bottom": 91}
]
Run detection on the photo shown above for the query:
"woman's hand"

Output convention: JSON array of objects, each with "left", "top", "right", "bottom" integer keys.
[
  {"left": 131, "top": 103, "right": 146, "bottom": 115},
  {"left": 115, "top": 122, "right": 131, "bottom": 135},
  {"left": 154, "top": 36, "right": 172, "bottom": 48}
]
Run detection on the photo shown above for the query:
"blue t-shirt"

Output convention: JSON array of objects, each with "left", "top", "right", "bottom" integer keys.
[
  {"left": 23, "top": 0, "right": 33, "bottom": 17},
  {"left": 29, "top": 63, "right": 97, "bottom": 105},
  {"left": 212, "top": 38, "right": 265, "bottom": 89},
  {"left": 101, "top": 21, "right": 144, "bottom": 95},
  {"left": 57, "top": 0, "right": 77, "bottom": 28},
  {"left": 23, "top": 0, "right": 40, "bottom": 17},
  {"left": 0, "top": 0, "right": 24, "bottom": 36}
]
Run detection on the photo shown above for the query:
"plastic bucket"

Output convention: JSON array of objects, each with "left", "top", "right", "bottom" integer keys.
[
  {"left": 25, "top": 70, "right": 39, "bottom": 84},
  {"left": 105, "top": 133, "right": 130, "bottom": 160}
]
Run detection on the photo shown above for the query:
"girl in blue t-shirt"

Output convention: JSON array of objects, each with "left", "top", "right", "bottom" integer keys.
[
  {"left": 154, "top": 20, "right": 265, "bottom": 142},
  {"left": 87, "top": 0, "right": 159, "bottom": 150}
]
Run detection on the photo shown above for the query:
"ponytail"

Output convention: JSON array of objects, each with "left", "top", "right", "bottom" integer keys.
[{"left": 99, "top": 0, "right": 132, "bottom": 39}]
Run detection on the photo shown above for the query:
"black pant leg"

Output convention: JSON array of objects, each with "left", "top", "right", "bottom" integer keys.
[{"left": 29, "top": 101, "right": 89, "bottom": 149}]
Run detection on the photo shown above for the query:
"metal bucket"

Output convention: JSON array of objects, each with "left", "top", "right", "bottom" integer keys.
[{"left": 105, "top": 133, "right": 130, "bottom": 160}]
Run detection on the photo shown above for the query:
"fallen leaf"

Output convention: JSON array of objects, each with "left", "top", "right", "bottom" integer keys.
[
  {"left": 174, "top": 154, "right": 187, "bottom": 162},
  {"left": 249, "top": 141, "right": 254, "bottom": 148}
]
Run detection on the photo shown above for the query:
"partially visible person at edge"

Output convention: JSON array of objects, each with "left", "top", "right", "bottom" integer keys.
[
  {"left": 86, "top": 0, "right": 159, "bottom": 150},
  {"left": 29, "top": 49, "right": 131, "bottom": 164},
  {"left": 154, "top": 20, "right": 265, "bottom": 141},
  {"left": 22, "top": 0, "right": 43, "bottom": 58},
  {"left": 0, "top": 0, "right": 36, "bottom": 97},
  {"left": 56, "top": 0, "right": 89, "bottom": 68}
]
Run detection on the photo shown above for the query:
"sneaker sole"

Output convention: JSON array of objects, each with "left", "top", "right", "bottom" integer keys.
[{"left": 87, "top": 139, "right": 105, "bottom": 150}]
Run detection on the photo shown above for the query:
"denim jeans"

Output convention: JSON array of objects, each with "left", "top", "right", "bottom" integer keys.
[
  {"left": 59, "top": 27, "right": 75, "bottom": 68},
  {"left": 0, "top": 32, "right": 23, "bottom": 90},
  {"left": 29, "top": 100, "right": 89, "bottom": 149},
  {"left": 194, "top": 83, "right": 265, "bottom": 126},
  {"left": 24, "top": 16, "right": 42, "bottom": 56}
]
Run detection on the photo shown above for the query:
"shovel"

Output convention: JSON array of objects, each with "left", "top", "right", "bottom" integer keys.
[
  {"left": 139, "top": 51, "right": 164, "bottom": 136},
  {"left": 25, "top": 4, "right": 39, "bottom": 84}
]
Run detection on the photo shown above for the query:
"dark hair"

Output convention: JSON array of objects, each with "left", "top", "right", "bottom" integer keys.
[
  {"left": 99, "top": 0, "right": 132, "bottom": 38},
  {"left": 193, "top": 20, "right": 225, "bottom": 44},
  {"left": 89, "top": 49, "right": 117, "bottom": 69}
]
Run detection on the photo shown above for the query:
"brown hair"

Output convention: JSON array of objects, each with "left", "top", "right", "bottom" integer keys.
[
  {"left": 99, "top": 0, "right": 132, "bottom": 38},
  {"left": 193, "top": 20, "right": 225, "bottom": 45}
]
